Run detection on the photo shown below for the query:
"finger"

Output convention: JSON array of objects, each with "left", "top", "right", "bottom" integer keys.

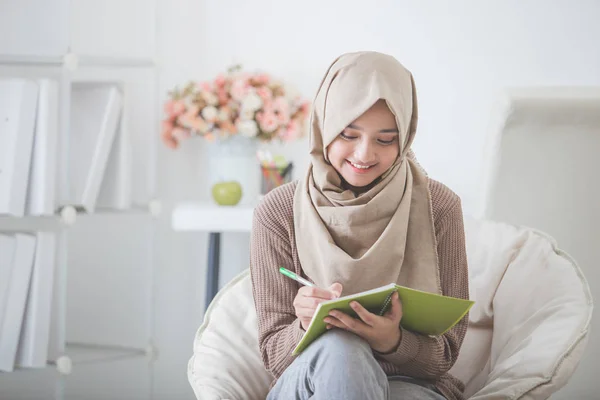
[
  {"left": 386, "top": 292, "right": 403, "bottom": 321},
  {"left": 297, "top": 296, "right": 328, "bottom": 310},
  {"left": 349, "top": 301, "right": 377, "bottom": 327},
  {"left": 328, "top": 283, "right": 343, "bottom": 298},
  {"left": 323, "top": 316, "right": 346, "bottom": 330},
  {"left": 300, "top": 318, "right": 312, "bottom": 330},
  {"left": 299, "top": 286, "right": 337, "bottom": 300},
  {"left": 328, "top": 310, "right": 367, "bottom": 335},
  {"left": 295, "top": 306, "right": 317, "bottom": 319}
]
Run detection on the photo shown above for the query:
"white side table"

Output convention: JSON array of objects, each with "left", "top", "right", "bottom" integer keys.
[{"left": 172, "top": 202, "right": 255, "bottom": 311}]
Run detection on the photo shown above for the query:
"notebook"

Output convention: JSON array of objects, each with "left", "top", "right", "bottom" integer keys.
[{"left": 292, "top": 283, "right": 474, "bottom": 355}]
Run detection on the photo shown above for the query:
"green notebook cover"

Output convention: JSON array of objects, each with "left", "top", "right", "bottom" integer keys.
[{"left": 292, "top": 283, "right": 474, "bottom": 356}]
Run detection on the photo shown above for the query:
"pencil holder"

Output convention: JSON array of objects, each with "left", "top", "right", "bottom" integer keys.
[{"left": 260, "top": 162, "right": 293, "bottom": 195}]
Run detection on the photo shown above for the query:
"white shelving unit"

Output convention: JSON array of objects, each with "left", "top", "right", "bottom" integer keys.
[{"left": 0, "top": 1, "right": 159, "bottom": 399}]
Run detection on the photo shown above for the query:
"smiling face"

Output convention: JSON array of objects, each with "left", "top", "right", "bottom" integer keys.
[{"left": 326, "top": 99, "right": 400, "bottom": 191}]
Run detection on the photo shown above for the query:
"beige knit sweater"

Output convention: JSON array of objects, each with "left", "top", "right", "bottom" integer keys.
[{"left": 249, "top": 179, "right": 470, "bottom": 400}]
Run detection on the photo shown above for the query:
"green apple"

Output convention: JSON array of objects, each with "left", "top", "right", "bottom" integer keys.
[{"left": 212, "top": 181, "right": 243, "bottom": 206}]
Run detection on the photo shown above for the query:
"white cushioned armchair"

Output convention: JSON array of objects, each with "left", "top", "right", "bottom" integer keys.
[{"left": 187, "top": 216, "right": 592, "bottom": 400}]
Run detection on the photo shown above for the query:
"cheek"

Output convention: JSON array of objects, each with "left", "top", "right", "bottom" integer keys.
[
  {"left": 326, "top": 141, "right": 350, "bottom": 166},
  {"left": 382, "top": 146, "right": 400, "bottom": 167}
]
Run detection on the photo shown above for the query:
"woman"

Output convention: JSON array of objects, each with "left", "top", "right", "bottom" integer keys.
[{"left": 250, "top": 51, "right": 470, "bottom": 400}]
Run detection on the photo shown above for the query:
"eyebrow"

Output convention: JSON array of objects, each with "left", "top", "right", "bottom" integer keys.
[{"left": 347, "top": 123, "right": 399, "bottom": 134}]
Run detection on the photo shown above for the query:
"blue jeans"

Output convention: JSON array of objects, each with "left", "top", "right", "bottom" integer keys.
[{"left": 267, "top": 330, "right": 446, "bottom": 400}]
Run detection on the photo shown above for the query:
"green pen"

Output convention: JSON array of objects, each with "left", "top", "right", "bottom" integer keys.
[{"left": 279, "top": 267, "right": 316, "bottom": 287}]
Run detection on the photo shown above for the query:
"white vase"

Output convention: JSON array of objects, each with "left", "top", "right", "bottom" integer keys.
[{"left": 206, "top": 135, "right": 259, "bottom": 204}]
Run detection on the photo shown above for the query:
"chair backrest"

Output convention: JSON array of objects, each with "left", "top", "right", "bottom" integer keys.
[
  {"left": 450, "top": 217, "right": 591, "bottom": 399},
  {"left": 188, "top": 269, "right": 272, "bottom": 400},
  {"left": 478, "top": 87, "right": 600, "bottom": 399}
]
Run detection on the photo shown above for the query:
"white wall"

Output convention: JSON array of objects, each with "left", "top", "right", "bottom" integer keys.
[
  {"left": 155, "top": 0, "right": 600, "bottom": 398},
  {"left": 158, "top": 0, "right": 600, "bottom": 213}
]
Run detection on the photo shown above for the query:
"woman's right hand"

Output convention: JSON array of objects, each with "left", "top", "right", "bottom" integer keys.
[{"left": 293, "top": 283, "right": 343, "bottom": 330}]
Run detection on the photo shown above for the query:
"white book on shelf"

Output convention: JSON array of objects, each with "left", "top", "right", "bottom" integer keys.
[
  {"left": 26, "top": 79, "right": 59, "bottom": 216},
  {"left": 16, "top": 232, "right": 57, "bottom": 368},
  {"left": 47, "top": 233, "right": 64, "bottom": 363},
  {"left": 69, "top": 84, "right": 122, "bottom": 213},
  {"left": 0, "top": 234, "right": 17, "bottom": 328},
  {"left": 0, "top": 233, "right": 36, "bottom": 372},
  {"left": 96, "top": 107, "right": 133, "bottom": 210},
  {"left": 0, "top": 79, "right": 39, "bottom": 216}
]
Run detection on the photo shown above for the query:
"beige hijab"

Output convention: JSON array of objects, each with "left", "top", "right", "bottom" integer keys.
[{"left": 293, "top": 51, "right": 442, "bottom": 297}]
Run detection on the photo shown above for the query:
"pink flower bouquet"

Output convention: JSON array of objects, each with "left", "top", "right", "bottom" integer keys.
[{"left": 161, "top": 65, "right": 311, "bottom": 149}]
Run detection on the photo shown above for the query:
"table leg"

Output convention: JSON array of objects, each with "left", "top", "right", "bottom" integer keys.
[{"left": 206, "top": 232, "right": 221, "bottom": 311}]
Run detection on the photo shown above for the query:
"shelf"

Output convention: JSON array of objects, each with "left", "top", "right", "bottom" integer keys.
[
  {"left": 82, "top": 205, "right": 154, "bottom": 216},
  {"left": 0, "top": 55, "right": 64, "bottom": 66},
  {"left": 0, "top": 5, "right": 159, "bottom": 399},
  {"left": 0, "top": 54, "right": 156, "bottom": 69},
  {"left": 0, "top": 343, "right": 152, "bottom": 400},
  {"left": 0, "top": 215, "right": 62, "bottom": 231},
  {"left": 8, "top": 343, "right": 148, "bottom": 375},
  {"left": 56, "top": 342, "right": 148, "bottom": 366},
  {"left": 76, "top": 55, "right": 156, "bottom": 68},
  {"left": 0, "top": 203, "right": 159, "bottom": 231},
  {"left": 172, "top": 201, "right": 256, "bottom": 233},
  {"left": 0, "top": 50, "right": 155, "bottom": 70}
]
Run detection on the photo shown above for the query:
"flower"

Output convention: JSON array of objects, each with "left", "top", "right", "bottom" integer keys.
[
  {"left": 161, "top": 124, "right": 178, "bottom": 149},
  {"left": 217, "top": 106, "right": 232, "bottom": 122},
  {"left": 161, "top": 65, "right": 311, "bottom": 148},
  {"left": 239, "top": 108, "right": 255, "bottom": 121},
  {"left": 163, "top": 100, "right": 176, "bottom": 115},
  {"left": 256, "top": 86, "right": 272, "bottom": 102},
  {"left": 220, "top": 120, "right": 236, "bottom": 134},
  {"left": 164, "top": 100, "right": 186, "bottom": 119},
  {"left": 261, "top": 99, "right": 276, "bottom": 116},
  {"left": 201, "top": 106, "right": 218, "bottom": 122},
  {"left": 279, "top": 120, "right": 300, "bottom": 141},
  {"left": 273, "top": 96, "right": 290, "bottom": 125},
  {"left": 162, "top": 119, "right": 174, "bottom": 131},
  {"left": 259, "top": 112, "right": 279, "bottom": 133},
  {"left": 198, "top": 81, "right": 213, "bottom": 92},
  {"left": 217, "top": 89, "right": 229, "bottom": 105},
  {"left": 214, "top": 74, "right": 226, "bottom": 87},
  {"left": 237, "top": 120, "right": 259, "bottom": 138},
  {"left": 253, "top": 73, "right": 270, "bottom": 84},
  {"left": 241, "top": 91, "right": 263, "bottom": 112},
  {"left": 230, "top": 78, "right": 249, "bottom": 101},
  {"left": 201, "top": 91, "right": 219, "bottom": 106},
  {"left": 299, "top": 101, "right": 310, "bottom": 116}
]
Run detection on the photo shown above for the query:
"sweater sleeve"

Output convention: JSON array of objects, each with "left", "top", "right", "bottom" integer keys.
[
  {"left": 249, "top": 206, "right": 304, "bottom": 378},
  {"left": 377, "top": 199, "right": 470, "bottom": 379}
]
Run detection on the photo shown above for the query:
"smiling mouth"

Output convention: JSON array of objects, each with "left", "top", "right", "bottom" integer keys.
[{"left": 346, "top": 160, "right": 375, "bottom": 171}]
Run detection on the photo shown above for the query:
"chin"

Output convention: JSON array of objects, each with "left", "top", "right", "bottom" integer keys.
[{"left": 343, "top": 175, "right": 377, "bottom": 189}]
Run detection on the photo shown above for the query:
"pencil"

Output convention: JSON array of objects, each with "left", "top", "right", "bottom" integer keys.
[{"left": 279, "top": 267, "right": 315, "bottom": 287}]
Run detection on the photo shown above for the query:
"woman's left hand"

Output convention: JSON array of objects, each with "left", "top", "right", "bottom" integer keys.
[{"left": 324, "top": 291, "right": 403, "bottom": 353}]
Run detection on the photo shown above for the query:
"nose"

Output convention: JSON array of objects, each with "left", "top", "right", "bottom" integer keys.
[{"left": 354, "top": 139, "right": 376, "bottom": 163}]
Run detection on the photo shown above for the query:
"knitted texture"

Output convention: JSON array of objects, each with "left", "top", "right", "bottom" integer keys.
[{"left": 249, "top": 179, "right": 470, "bottom": 400}]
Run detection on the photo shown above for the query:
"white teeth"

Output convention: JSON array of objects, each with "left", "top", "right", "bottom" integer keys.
[{"left": 349, "top": 161, "right": 371, "bottom": 169}]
